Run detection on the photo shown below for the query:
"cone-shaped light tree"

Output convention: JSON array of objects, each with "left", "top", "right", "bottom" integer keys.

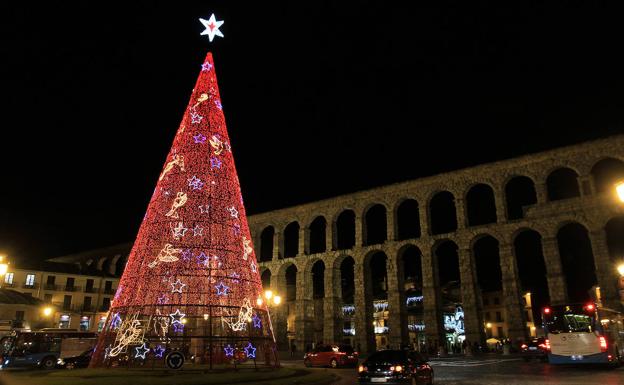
[{"left": 90, "top": 52, "right": 277, "bottom": 368}]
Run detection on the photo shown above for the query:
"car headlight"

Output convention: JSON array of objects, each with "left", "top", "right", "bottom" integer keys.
[{"left": 57, "top": 358, "right": 65, "bottom": 365}]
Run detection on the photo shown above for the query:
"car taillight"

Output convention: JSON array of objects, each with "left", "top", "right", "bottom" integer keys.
[
  {"left": 545, "top": 339, "right": 550, "bottom": 351},
  {"left": 390, "top": 365, "right": 403, "bottom": 372},
  {"left": 358, "top": 365, "right": 366, "bottom": 373},
  {"left": 599, "top": 336, "right": 607, "bottom": 352},
  {"left": 543, "top": 307, "right": 550, "bottom": 315},
  {"left": 538, "top": 343, "right": 547, "bottom": 349},
  {"left": 521, "top": 344, "right": 528, "bottom": 349}
]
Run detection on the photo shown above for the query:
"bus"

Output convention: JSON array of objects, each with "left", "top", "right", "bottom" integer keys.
[
  {"left": 0, "top": 329, "right": 97, "bottom": 369},
  {"left": 542, "top": 303, "right": 624, "bottom": 365}
]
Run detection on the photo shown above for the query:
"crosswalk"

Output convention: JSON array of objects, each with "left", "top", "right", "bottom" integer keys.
[{"left": 429, "top": 358, "right": 521, "bottom": 367}]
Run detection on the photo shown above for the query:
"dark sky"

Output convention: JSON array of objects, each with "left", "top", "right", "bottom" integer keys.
[{"left": 1, "top": 2, "right": 623, "bottom": 264}]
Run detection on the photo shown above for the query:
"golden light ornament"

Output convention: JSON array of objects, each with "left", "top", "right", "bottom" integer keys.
[
  {"left": 256, "top": 297, "right": 264, "bottom": 306},
  {"left": 264, "top": 290, "right": 273, "bottom": 300},
  {"left": 273, "top": 295, "right": 282, "bottom": 305}
]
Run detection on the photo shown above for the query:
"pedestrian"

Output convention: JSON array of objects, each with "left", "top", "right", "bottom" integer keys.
[{"left": 290, "top": 342, "right": 296, "bottom": 358}]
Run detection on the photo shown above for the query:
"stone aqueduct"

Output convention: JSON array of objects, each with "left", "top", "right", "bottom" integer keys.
[{"left": 249, "top": 135, "right": 624, "bottom": 353}]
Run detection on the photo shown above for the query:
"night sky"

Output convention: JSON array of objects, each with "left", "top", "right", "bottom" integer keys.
[{"left": 2, "top": 2, "right": 623, "bottom": 264}]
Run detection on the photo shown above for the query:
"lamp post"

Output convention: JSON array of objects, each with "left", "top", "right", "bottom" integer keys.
[
  {"left": 258, "top": 289, "right": 282, "bottom": 363},
  {"left": 616, "top": 181, "right": 624, "bottom": 203}
]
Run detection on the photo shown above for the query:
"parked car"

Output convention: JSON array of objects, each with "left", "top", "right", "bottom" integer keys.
[
  {"left": 57, "top": 348, "right": 93, "bottom": 369},
  {"left": 520, "top": 337, "right": 549, "bottom": 362},
  {"left": 358, "top": 349, "right": 433, "bottom": 385},
  {"left": 303, "top": 344, "right": 359, "bottom": 368}
]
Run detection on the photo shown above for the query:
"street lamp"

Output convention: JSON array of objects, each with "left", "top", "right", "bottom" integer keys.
[
  {"left": 616, "top": 181, "right": 624, "bottom": 203},
  {"left": 258, "top": 290, "right": 282, "bottom": 307},
  {"left": 617, "top": 263, "right": 624, "bottom": 277},
  {"left": 0, "top": 255, "right": 9, "bottom": 289},
  {"left": 42, "top": 307, "right": 53, "bottom": 317}
]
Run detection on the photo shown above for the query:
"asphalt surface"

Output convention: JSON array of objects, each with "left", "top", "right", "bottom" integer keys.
[{"left": 283, "top": 356, "right": 624, "bottom": 385}]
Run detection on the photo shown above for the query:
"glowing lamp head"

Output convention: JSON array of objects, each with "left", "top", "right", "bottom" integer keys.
[
  {"left": 486, "top": 322, "right": 492, "bottom": 328},
  {"left": 256, "top": 297, "right": 264, "bottom": 306},
  {"left": 42, "top": 307, "right": 53, "bottom": 317},
  {"left": 616, "top": 181, "right": 624, "bottom": 203},
  {"left": 618, "top": 263, "right": 624, "bottom": 277},
  {"left": 203, "top": 314, "right": 209, "bottom": 321},
  {"left": 273, "top": 295, "right": 282, "bottom": 305},
  {"left": 264, "top": 290, "right": 273, "bottom": 300},
  {"left": 0, "top": 263, "right": 7, "bottom": 276}
]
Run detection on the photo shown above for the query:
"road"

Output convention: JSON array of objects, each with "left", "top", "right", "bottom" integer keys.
[{"left": 284, "top": 356, "right": 624, "bottom": 384}]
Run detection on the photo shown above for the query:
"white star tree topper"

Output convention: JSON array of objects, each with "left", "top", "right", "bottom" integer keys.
[{"left": 199, "top": 14, "right": 224, "bottom": 42}]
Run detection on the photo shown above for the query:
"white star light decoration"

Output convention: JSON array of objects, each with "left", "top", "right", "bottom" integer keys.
[{"left": 199, "top": 14, "right": 224, "bottom": 42}]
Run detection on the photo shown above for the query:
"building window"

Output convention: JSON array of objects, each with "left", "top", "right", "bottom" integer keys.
[
  {"left": 46, "top": 275, "right": 56, "bottom": 290},
  {"left": 485, "top": 312, "right": 491, "bottom": 321},
  {"left": 65, "top": 277, "right": 75, "bottom": 290},
  {"left": 63, "top": 295, "right": 72, "bottom": 311},
  {"left": 84, "top": 296, "right": 92, "bottom": 311},
  {"left": 493, "top": 297, "right": 500, "bottom": 305},
  {"left": 15, "top": 311, "right": 25, "bottom": 321},
  {"left": 102, "top": 297, "right": 111, "bottom": 311},
  {"left": 25, "top": 274, "right": 35, "bottom": 287},
  {"left": 4, "top": 272, "right": 14, "bottom": 284},
  {"left": 104, "top": 281, "right": 113, "bottom": 293},
  {"left": 496, "top": 311, "right": 503, "bottom": 322},
  {"left": 44, "top": 294, "right": 53, "bottom": 303},
  {"left": 497, "top": 326, "right": 504, "bottom": 338},
  {"left": 85, "top": 279, "right": 94, "bottom": 293}
]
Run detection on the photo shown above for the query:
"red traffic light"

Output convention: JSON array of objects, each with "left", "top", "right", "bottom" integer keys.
[
  {"left": 543, "top": 307, "right": 551, "bottom": 314},
  {"left": 585, "top": 303, "right": 595, "bottom": 311}
]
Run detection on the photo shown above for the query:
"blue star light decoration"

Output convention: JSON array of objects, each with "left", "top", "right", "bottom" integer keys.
[
  {"left": 193, "top": 133, "right": 207, "bottom": 144},
  {"left": 196, "top": 252, "right": 209, "bottom": 267},
  {"left": 173, "top": 322, "right": 185, "bottom": 333},
  {"left": 201, "top": 61, "right": 213, "bottom": 71},
  {"left": 252, "top": 314, "right": 262, "bottom": 329},
  {"left": 244, "top": 342, "right": 256, "bottom": 359},
  {"left": 169, "top": 308, "right": 186, "bottom": 324},
  {"left": 215, "top": 281, "right": 230, "bottom": 296},
  {"left": 190, "top": 111, "right": 203, "bottom": 124},
  {"left": 210, "top": 156, "right": 222, "bottom": 169},
  {"left": 157, "top": 294, "right": 168, "bottom": 305},
  {"left": 215, "top": 99, "right": 223, "bottom": 110},
  {"left": 181, "top": 248, "right": 193, "bottom": 262},
  {"left": 188, "top": 176, "right": 204, "bottom": 190},
  {"left": 154, "top": 345, "right": 166, "bottom": 358},
  {"left": 224, "top": 344, "right": 235, "bottom": 357},
  {"left": 135, "top": 343, "right": 150, "bottom": 359},
  {"left": 111, "top": 312, "right": 122, "bottom": 329}
]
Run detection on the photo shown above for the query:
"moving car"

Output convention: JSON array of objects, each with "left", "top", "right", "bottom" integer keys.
[
  {"left": 520, "top": 337, "right": 549, "bottom": 362},
  {"left": 57, "top": 348, "right": 93, "bottom": 369},
  {"left": 358, "top": 349, "right": 433, "bottom": 384},
  {"left": 303, "top": 344, "right": 358, "bottom": 368}
]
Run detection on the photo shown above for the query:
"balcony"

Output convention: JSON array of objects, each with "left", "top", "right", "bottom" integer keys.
[
  {"left": 84, "top": 287, "right": 99, "bottom": 293},
  {"left": 44, "top": 284, "right": 59, "bottom": 291},
  {"left": 3, "top": 283, "right": 16, "bottom": 288},
  {"left": 99, "top": 305, "right": 111, "bottom": 312},
  {"left": 81, "top": 305, "right": 95, "bottom": 312},
  {"left": 103, "top": 288, "right": 116, "bottom": 295},
  {"left": 63, "top": 286, "right": 81, "bottom": 292},
  {"left": 22, "top": 283, "right": 38, "bottom": 289}
]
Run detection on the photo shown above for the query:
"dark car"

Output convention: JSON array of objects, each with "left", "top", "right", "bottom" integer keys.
[
  {"left": 520, "top": 337, "right": 549, "bottom": 361},
  {"left": 358, "top": 349, "right": 433, "bottom": 385},
  {"left": 304, "top": 344, "right": 359, "bottom": 368},
  {"left": 56, "top": 348, "right": 93, "bottom": 369}
]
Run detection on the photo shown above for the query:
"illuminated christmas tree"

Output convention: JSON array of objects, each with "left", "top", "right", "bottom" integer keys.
[{"left": 90, "top": 46, "right": 277, "bottom": 368}]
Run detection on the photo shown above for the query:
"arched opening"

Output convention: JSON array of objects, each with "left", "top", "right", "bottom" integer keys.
[
  {"left": 309, "top": 216, "right": 327, "bottom": 254},
  {"left": 285, "top": 264, "right": 298, "bottom": 302},
  {"left": 547, "top": 168, "right": 580, "bottom": 201},
  {"left": 591, "top": 157, "right": 624, "bottom": 194},
  {"left": 261, "top": 269, "right": 271, "bottom": 290},
  {"left": 339, "top": 256, "right": 356, "bottom": 346},
  {"left": 311, "top": 260, "right": 326, "bottom": 344},
  {"left": 397, "top": 199, "right": 420, "bottom": 240},
  {"left": 505, "top": 176, "right": 537, "bottom": 220},
  {"left": 365, "top": 204, "right": 387, "bottom": 245},
  {"left": 368, "top": 251, "right": 388, "bottom": 349},
  {"left": 401, "top": 246, "right": 424, "bottom": 345},
  {"left": 402, "top": 246, "right": 423, "bottom": 289},
  {"left": 605, "top": 216, "right": 624, "bottom": 263},
  {"left": 336, "top": 210, "right": 356, "bottom": 250},
  {"left": 283, "top": 221, "right": 299, "bottom": 258},
  {"left": 557, "top": 223, "right": 598, "bottom": 303},
  {"left": 430, "top": 192, "right": 458, "bottom": 235},
  {"left": 434, "top": 240, "right": 462, "bottom": 348},
  {"left": 473, "top": 236, "right": 502, "bottom": 293},
  {"left": 514, "top": 230, "right": 549, "bottom": 325},
  {"left": 260, "top": 226, "right": 275, "bottom": 262},
  {"left": 466, "top": 184, "right": 497, "bottom": 226},
  {"left": 312, "top": 260, "right": 325, "bottom": 299}
]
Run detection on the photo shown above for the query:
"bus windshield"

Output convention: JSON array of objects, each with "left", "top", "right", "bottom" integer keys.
[{"left": 544, "top": 304, "right": 596, "bottom": 334}]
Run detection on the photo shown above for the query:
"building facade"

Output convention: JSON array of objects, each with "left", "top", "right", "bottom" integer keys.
[
  {"left": 250, "top": 135, "right": 624, "bottom": 354},
  {"left": 1, "top": 244, "right": 128, "bottom": 333}
]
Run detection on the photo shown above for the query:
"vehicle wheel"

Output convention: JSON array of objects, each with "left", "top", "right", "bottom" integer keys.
[
  {"left": 41, "top": 356, "right": 56, "bottom": 370},
  {"left": 66, "top": 362, "right": 75, "bottom": 370},
  {"left": 304, "top": 359, "right": 312, "bottom": 367},
  {"left": 330, "top": 359, "right": 337, "bottom": 368}
]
